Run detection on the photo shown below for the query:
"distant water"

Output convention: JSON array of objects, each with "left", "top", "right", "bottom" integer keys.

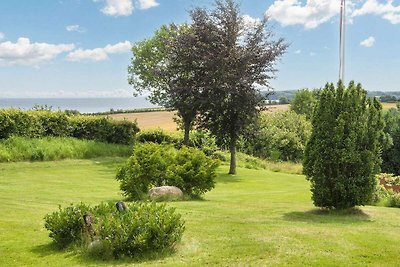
[{"left": 0, "top": 97, "right": 158, "bottom": 113}]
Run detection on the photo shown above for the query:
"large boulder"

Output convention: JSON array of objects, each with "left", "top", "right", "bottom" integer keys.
[{"left": 149, "top": 186, "right": 183, "bottom": 201}]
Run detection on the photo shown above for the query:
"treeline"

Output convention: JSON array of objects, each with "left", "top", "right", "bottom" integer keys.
[
  {"left": 262, "top": 90, "right": 400, "bottom": 103},
  {"left": 0, "top": 109, "right": 139, "bottom": 145}
]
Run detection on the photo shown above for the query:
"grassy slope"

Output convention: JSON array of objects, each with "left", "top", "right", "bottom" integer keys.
[{"left": 1, "top": 158, "right": 400, "bottom": 266}]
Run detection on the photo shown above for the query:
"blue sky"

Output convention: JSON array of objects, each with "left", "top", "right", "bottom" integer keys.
[{"left": 0, "top": 0, "right": 399, "bottom": 98}]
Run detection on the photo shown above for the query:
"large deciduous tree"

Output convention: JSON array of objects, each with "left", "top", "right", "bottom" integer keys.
[
  {"left": 190, "top": 0, "right": 287, "bottom": 174},
  {"left": 303, "top": 81, "right": 384, "bottom": 209},
  {"left": 128, "top": 24, "right": 200, "bottom": 145}
]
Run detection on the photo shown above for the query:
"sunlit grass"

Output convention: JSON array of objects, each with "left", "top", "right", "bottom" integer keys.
[{"left": 1, "top": 158, "right": 399, "bottom": 266}]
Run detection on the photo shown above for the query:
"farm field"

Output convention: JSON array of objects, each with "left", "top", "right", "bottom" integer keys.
[
  {"left": 108, "top": 102, "right": 397, "bottom": 132},
  {"left": 1, "top": 158, "right": 400, "bottom": 266},
  {"left": 108, "top": 105, "right": 290, "bottom": 131}
]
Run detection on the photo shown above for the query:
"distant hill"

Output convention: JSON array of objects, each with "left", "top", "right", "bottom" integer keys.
[{"left": 262, "top": 90, "right": 400, "bottom": 102}]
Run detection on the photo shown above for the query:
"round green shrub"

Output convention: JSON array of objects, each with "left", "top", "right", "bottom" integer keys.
[
  {"left": 116, "top": 143, "right": 219, "bottom": 200},
  {"left": 44, "top": 203, "right": 92, "bottom": 248},
  {"left": 94, "top": 202, "right": 184, "bottom": 258},
  {"left": 44, "top": 202, "right": 185, "bottom": 259}
]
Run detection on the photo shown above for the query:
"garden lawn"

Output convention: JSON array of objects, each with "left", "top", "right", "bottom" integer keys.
[{"left": 1, "top": 158, "right": 400, "bottom": 266}]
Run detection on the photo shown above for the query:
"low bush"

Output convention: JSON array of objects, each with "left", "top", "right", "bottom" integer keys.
[
  {"left": 116, "top": 143, "right": 219, "bottom": 200},
  {"left": 370, "top": 173, "right": 400, "bottom": 208},
  {"left": 95, "top": 202, "right": 184, "bottom": 259},
  {"left": 241, "top": 111, "right": 311, "bottom": 161},
  {"left": 44, "top": 202, "right": 185, "bottom": 259},
  {"left": 136, "top": 129, "right": 217, "bottom": 156},
  {"left": 44, "top": 203, "right": 92, "bottom": 248},
  {"left": 0, "top": 136, "right": 131, "bottom": 162},
  {"left": 136, "top": 129, "right": 179, "bottom": 144},
  {"left": 169, "top": 146, "right": 219, "bottom": 197}
]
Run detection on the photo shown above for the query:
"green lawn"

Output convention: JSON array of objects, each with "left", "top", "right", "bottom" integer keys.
[{"left": 1, "top": 158, "right": 400, "bottom": 266}]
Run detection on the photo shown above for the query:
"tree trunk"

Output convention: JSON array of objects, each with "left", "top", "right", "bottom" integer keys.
[
  {"left": 183, "top": 120, "right": 190, "bottom": 146},
  {"left": 229, "top": 135, "right": 237, "bottom": 175}
]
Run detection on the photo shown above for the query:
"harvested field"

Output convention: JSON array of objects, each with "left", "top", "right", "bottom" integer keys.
[
  {"left": 109, "top": 105, "right": 290, "bottom": 131},
  {"left": 109, "top": 111, "right": 178, "bottom": 132},
  {"left": 109, "top": 102, "right": 395, "bottom": 132}
]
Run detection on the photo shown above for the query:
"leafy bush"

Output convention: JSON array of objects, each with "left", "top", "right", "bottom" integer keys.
[
  {"left": 381, "top": 107, "right": 400, "bottom": 175},
  {"left": 36, "top": 111, "right": 69, "bottom": 137},
  {"left": 0, "top": 136, "right": 131, "bottom": 162},
  {"left": 44, "top": 202, "right": 185, "bottom": 259},
  {"left": 168, "top": 146, "right": 219, "bottom": 197},
  {"left": 0, "top": 109, "right": 139, "bottom": 144},
  {"left": 136, "top": 129, "right": 217, "bottom": 156},
  {"left": 241, "top": 111, "right": 311, "bottom": 161},
  {"left": 69, "top": 116, "right": 138, "bottom": 144},
  {"left": 185, "top": 130, "right": 217, "bottom": 156},
  {"left": 44, "top": 203, "right": 92, "bottom": 248},
  {"left": 387, "top": 192, "right": 400, "bottom": 208},
  {"left": 94, "top": 202, "right": 184, "bottom": 258},
  {"left": 136, "top": 129, "right": 179, "bottom": 144},
  {"left": 290, "top": 88, "right": 318, "bottom": 120},
  {"left": 116, "top": 143, "right": 219, "bottom": 200}
]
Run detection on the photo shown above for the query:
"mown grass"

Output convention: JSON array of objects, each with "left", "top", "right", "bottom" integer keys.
[
  {"left": 0, "top": 136, "right": 132, "bottom": 162},
  {"left": 216, "top": 150, "right": 303, "bottom": 174},
  {"left": 1, "top": 158, "right": 400, "bottom": 266}
]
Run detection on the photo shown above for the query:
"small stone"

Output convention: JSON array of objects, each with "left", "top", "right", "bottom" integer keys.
[{"left": 148, "top": 186, "right": 183, "bottom": 201}]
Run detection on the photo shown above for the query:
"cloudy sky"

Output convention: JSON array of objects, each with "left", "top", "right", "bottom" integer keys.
[{"left": 0, "top": 0, "right": 399, "bottom": 98}]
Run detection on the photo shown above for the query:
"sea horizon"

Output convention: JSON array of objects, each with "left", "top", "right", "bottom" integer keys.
[{"left": 0, "top": 96, "right": 158, "bottom": 113}]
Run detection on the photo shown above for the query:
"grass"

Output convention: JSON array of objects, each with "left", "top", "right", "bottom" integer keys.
[
  {"left": 1, "top": 158, "right": 400, "bottom": 266},
  {"left": 0, "top": 136, "right": 132, "bottom": 162},
  {"left": 216, "top": 150, "right": 303, "bottom": 174}
]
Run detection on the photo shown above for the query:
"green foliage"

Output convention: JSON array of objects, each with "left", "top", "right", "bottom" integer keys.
[
  {"left": 44, "top": 203, "right": 92, "bottom": 248},
  {"left": 0, "top": 136, "right": 131, "bottom": 162},
  {"left": 190, "top": 0, "right": 287, "bottom": 174},
  {"left": 44, "top": 202, "right": 185, "bottom": 258},
  {"left": 168, "top": 146, "right": 219, "bottom": 197},
  {"left": 136, "top": 129, "right": 179, "bottom": 144},
  {"left": 94, "top": 202, "right": 184, "bottom": 259},
  {"left": 186, "top": 130, "right": 218, "bottom": 156},
  {"left": 116, "top": 143, "right": 218, "bottom": 200},
  {"left": 381, "top": 106, "right": 400, "bottom": 175},
  {"left": 69, "top": 116, "right": 138, "bottom": 144},
  {"left": 242, "top": 111, "right": 311, "bottom": 161},
  {"left": 0, "top": 109, "right": 139, "bottom": 144},
  {"left": 136, "top": 129, "right": 217, "bottom": 156},
  {"left": 116, "top": 143, "right": 176, "bottom": 200},
  {"left": 303, "top": 81, "right": 384, "bottom": 209},
  {"left": 290, "top": 88, "right": 318, "bottom": 120},
  {"left": 129, "top": 24, "right": 199, "bottom": 145}
]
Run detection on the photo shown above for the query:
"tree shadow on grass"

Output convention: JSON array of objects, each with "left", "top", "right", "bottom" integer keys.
[
  {"left": 283, "top": 208, "right": 372, "bottom": 224},
  {"left": 217, "top": 173, "right": 242, "bottom": 184},
  {"left": 31, "top": 242, "right": 62, "bottom": 257},
  {"left": 31, "top": 242, "right": 177, "bottom": 266}
]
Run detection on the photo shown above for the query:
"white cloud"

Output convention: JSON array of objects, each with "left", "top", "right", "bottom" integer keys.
[
  {"left": 294, "top": 49, "right": 302, "bottom": 54},
  {"left": 66, "top": 41, "right": 131, "bottom": 62},
  {"left": 0, "top": 37, "right": 75, "bottom": 66},
  {"left": 101, "top": 0, "right": 133, "bottom": 16},
  {"left": 360, "top": 36, "right": 375, "bottom": 47},
  {"left": 242, "top": 15, "right": 262, "bottom": 28},
  {"left": 0, "top": 32, "right": 4, "bottom": 40},
  {"left": 265, "top": 0, "right": 341, "bottom": 29},
  {"left": 66, "top": 25, "right": 86, "bottom": 33},
  {"left": 137, "top": 0, "right": 159, "bottom": 10},
  {"left": 309, "top": 52, "right": 316, "bottom": 56},
  {"left": 352, "top": 0, "right": 400, "bottom": 24}
]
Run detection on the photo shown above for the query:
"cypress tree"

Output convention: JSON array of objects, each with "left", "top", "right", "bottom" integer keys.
[{"left": 303, "top": 81, "right": 384, "bottom": 209}]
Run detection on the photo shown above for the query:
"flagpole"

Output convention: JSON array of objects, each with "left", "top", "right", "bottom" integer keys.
[{"left": 339, "top": 0, "right": 346, "bottom": 82}]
